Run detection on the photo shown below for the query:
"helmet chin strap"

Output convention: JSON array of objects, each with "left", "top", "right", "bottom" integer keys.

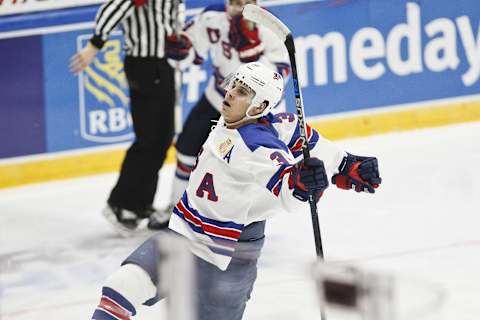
[
  {"left": 224, "top": 116, "right": 256, "bottom": 129},
  {"left": 224, "top": 103, "right": 266, "bottom": 129}
]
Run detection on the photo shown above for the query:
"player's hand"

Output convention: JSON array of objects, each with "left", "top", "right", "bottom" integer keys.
[
  {"left": 331, "top": 153, "right": 381, "bottom": 193},
  {"left": 291, "top": 157, "right": 329, "bottom": 202},
  {"left": 165, "top": 32, "right": 192, "bottom": 60},
  {"left": 228, "top": 16, "right": 263, "bottom": 63},
  {"left": 69, "top": 42, "right": 99, "bottom": 74}
]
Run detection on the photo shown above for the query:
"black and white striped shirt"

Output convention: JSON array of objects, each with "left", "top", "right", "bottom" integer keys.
[{"left": 90, "top": 0, "right": 185, "bottom": 58}]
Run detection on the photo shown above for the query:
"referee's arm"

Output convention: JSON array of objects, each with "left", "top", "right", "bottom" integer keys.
[
  {"left": 90, "top": 0, "right": 136, "bottom": 50},
  {"left": 69, "top": 0, "right": 135, "bottom": 73}
]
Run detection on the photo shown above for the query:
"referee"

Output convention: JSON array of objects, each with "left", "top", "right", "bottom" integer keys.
[{"left": 70, "top": 0, "right": 190, "bottom": 236}]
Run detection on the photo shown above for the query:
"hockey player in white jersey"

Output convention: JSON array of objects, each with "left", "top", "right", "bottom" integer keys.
[
  {"left": 148, "top": 0, "right": 291, "bottom": 229},
  {"left": 90, "top": 62, "right": 381, "bottom": 320}
]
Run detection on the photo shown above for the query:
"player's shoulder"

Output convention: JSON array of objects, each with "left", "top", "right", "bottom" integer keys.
[
  {"left": 237, "top": 116, "right": 290, "bottom": 153},
  {"left": 196, "top": 2, "right": 226, "bottom": 24},
  {"left": 266, "top": 112, "right": 300, "bottom": 136},
  {"left": 268, "top": 112, "right": 298, "bottom": 124},
  {"left": 201, "top": 3, "right": 226, "bottom": 15}
]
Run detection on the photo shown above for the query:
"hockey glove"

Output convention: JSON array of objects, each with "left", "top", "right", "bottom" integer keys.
[
  {"left": 228, "top": 16, "right": 264, "bottom": 63},
  {"left": 291, "top": 157, "right": 329, "bottom": 202},
  {"left": 165, "top": 33, "right": 192, "bottom": 60},
  {"left": 331, "top": 153, "right": 381, "bottom": 193},
  {"left": 193, "top": 51, "right": 205, "bottom": 65}
]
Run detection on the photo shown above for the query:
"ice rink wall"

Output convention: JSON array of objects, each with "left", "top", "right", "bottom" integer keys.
[{"left": 1, "top": 0, "right": 479, "bottom": 188}]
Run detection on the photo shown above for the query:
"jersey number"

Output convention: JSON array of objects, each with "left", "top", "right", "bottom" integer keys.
[
  {"left": 270, "top": 151, "right": 289, "bottom": 166},
  {"left": 196, "top": 173, "right": 218, "bottom": 202},
  {"left": 222, "top": 41, "right": 232, "bottom": 59}
]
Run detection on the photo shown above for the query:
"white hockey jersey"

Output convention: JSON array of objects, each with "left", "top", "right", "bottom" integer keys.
[
  {"left": 168, "top": 112, "right": 346, "bottom": 270},
  {"left": 183, "top": 3, "right": 290, "bottom": 111}
]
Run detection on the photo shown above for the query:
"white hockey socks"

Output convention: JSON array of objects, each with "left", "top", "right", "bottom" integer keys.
[
  {"left": 91, "top": 264, "right": 157, "bottom": 320},
  {"left": 171, "top": 153, "right": 196, "bottom": 205}
]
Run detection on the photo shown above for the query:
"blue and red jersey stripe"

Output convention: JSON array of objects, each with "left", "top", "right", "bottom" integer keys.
[
  {"left": 266, "top": 164, "right": 293, "bottom": 196},
  {"left": 173, "top": 193, "right": 244, "bottom": 245},
  {"left": 175, "top": 161, "right": 194, "bottom": 181},
  {"left": 288, "top": 122, "right": 319, "bottom": 158},
  {"left": 92, "top": 287, "right": 135, "bottom": 320}
]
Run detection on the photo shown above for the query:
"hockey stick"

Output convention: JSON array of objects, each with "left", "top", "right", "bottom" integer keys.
[
  {"left": 173, "top": 0, "right": 183, "bottom": 137},
  {"left": 243, "top": 6, "right": 327, "bottom": 319},
  {"left": 242, "top": 5, "right": 325, "bottom": 259}
]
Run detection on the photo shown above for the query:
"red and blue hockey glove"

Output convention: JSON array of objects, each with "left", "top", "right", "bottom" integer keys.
[
  {"left": 165, "top": 33, "right": 192, "bottom": 60},
  {"left": 332, "top": 153, "right": 381, "bottom": 193},
  {"left": 228, "top": 16, "right": 264, "bottom": 63},
  {"left": 291, "top": 157, "right": 329, "bottom": 202}
]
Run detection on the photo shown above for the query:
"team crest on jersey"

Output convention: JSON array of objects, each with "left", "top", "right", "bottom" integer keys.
[
  {"left": 218, "top": 138, "right": 234, "bottom": 162},
  {"left": 218, "top": 138, "right": 233, "bottom": 155},
  {"left": 77, "top": 33, "right": 133, "bottom": 143}
]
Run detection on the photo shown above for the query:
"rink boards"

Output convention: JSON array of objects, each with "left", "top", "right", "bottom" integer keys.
[{"left": 1, "top": 0, "right": 479, "bottom": 188}]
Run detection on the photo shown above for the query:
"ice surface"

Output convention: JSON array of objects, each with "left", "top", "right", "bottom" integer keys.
[{"left": 1, "top": 122, "right": 480, "bottom": 320}]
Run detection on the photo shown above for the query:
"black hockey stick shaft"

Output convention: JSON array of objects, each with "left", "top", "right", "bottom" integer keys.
[
  {"left": 241, "top": 5, "right": 326, "bottom": 318},
  {"left": 173, "top": 0, "right": 183, "bottom": 136},
  {"left": 285, "top": 32, "right": 326, "bottom": 320},
  {"left": 284, "top": 34, "right": 324, "bottom": 259}
]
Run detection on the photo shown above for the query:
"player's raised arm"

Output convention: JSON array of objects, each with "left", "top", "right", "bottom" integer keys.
[
  {"left": 164, "top": 5, "right": 214, "bottom": 66},
  {"left": 246, "top": 145, "right": 329, "bottom": 209},
  {"left": 268, "top": 111, "right": 382, "bottom": 194}
]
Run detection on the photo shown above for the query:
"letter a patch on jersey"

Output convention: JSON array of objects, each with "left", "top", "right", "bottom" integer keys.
[
  {"left": 196, "top": 173, "right": 218, "bottom": 201},
  {"left": 223, "top": 146, "right": 234, "bottom": 163}
]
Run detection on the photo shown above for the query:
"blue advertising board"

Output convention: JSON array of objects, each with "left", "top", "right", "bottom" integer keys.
[
  {"left": 0, "top": 35, "right": 46, "bottom": 158},
  {"left": 274, "top": 0, "right": 480, "bottom": 114}
]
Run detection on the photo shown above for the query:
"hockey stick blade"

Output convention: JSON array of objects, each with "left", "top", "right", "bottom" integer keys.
[{"left": 242, "top": 4, "right": 291, "bottom": 42}]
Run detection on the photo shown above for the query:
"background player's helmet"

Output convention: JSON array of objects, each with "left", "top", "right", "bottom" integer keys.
[
  {"left": 224, "top": 62, "right": 284, "bottom": 119},
  {"left": 225, "top": 0, "right": 258, "bottom": 16}
]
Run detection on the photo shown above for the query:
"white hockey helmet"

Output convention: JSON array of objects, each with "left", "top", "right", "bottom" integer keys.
[{"left": 223, "top": 62, "right": 284, "bottom": 119}]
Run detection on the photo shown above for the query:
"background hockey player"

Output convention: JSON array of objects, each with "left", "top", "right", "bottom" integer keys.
[
  {"left": 90, "top": 62, "right": 382, "bottom": 320},
  {"left": 147, "top": 0, "right": 291, "bottom": 229}
]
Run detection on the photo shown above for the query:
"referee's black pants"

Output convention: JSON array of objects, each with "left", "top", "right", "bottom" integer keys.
[{"left": 108, "top": 56, "right": 175, "bottom": 212}]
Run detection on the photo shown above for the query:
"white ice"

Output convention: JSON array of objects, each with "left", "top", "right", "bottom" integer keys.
[{"left": 1, "top": 122, "right": 480, "bottom": 320}]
